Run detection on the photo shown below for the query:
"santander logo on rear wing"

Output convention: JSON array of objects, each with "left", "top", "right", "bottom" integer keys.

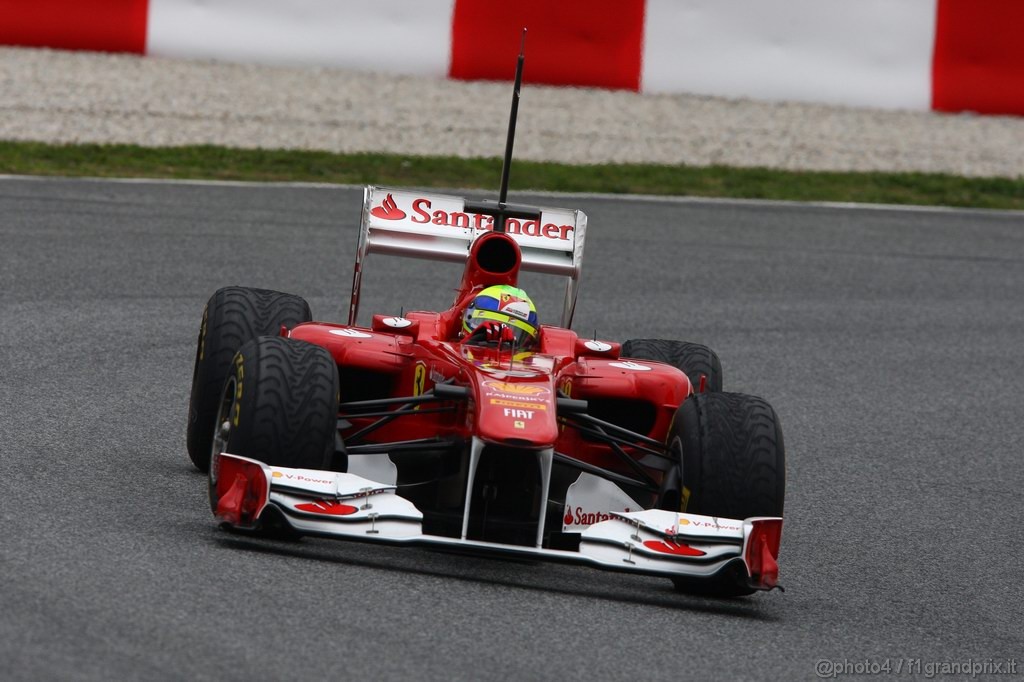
[
  {"left": 367, "top": 188, "right": 580, "bottom": 250},
  {"left": 350, "top": 185, "right": 588, "bottom": 327}
]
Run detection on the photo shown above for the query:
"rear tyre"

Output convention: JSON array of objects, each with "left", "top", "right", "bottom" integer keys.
[
  {"left": 668, "top": 391, "right": 785, "bottom": 596},
  {"left": 211, "top": 336, "right": 339, "bottom": 471},
  {"left": 187, "top": 286, "right": 312, "bottom": 471},
  {"left": 621, "top": 339, "right": 723, "bottom": 392}
]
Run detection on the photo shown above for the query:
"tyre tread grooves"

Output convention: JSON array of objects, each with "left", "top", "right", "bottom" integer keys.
[
  {"left": 230, "top": 336, "right": 338, "bottom": 470},
  {"left": 622, "top": 338, "right": 723, "bottom": 392},
  {"left": 186, "top": 286, "right": 312, "bottom": 471}
]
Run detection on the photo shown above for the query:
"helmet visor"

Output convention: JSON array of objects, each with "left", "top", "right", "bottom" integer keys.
[{"left": 466, "top": 309, "right": 538, "bottom": 348}]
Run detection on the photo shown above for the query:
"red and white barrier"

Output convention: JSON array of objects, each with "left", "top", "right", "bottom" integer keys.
[
  {"left": 641, "top": 0, "right": 937, "bottom": 110},
  {"left": 147, "top": 0, "right": 453, "bottom": 77},
  {"left": 2, "top": 0, "right": 1023, "bottom": 116}
]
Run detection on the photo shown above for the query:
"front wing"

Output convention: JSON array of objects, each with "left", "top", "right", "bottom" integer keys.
[{"left": 211, "top": 453, "right": 782, "bottom": 591}]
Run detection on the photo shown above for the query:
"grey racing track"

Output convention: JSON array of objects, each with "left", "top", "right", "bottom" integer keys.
[{"left": 1, "top": 177, "right": 1021, "bottom": 681}]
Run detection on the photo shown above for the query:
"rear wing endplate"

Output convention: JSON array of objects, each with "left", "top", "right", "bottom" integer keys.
[{"left": 349, "top": 186, "right": 587, "bottom": 327}]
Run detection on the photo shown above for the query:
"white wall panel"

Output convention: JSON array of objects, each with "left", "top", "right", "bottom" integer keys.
[
  {"left": 641, "top": 0, "right": 937, "bottom": 109},
  {"left": 147, "top": 0, "right": 455, "bottom": 77}
]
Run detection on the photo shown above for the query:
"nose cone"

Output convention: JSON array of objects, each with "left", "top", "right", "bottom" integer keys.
[{"left": 474, "top": 377, "right": 558, "bottom": 447}]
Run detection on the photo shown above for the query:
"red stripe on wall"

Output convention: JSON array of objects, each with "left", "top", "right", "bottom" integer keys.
[
  {"left": 449, "top": 0, "right": 644, "bottom": 91},
  {"left": 0, "top": 0, "right": 148, "bottom": 54},
  {"left": 932, "top": 0, "right": 1024, "bottom": 115}
]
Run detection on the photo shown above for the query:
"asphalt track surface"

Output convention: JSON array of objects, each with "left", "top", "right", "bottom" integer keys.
[{"left": 2, "top": 176, "right": 1022, "bottom": 681}]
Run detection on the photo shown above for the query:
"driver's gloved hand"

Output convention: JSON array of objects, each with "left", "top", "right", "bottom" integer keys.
[{"left": 465, "top": 320, "right": 515, "bottom": 345}]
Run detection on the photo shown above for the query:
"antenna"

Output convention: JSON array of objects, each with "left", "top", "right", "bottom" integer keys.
[
  {"left": 497, "top": 28, "right": 527, "bottom": 219},
  {"left": 463, "top": 28, "right": 541, "bottom": 234}
]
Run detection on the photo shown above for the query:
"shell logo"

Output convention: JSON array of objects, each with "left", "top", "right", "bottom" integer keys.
[
  {"left": 678, "top": 517, "right": 690, "bottom": 525},
  {"left": 483, "top": 380, "right": 548, "bottom": 395},
  {"left": 295, "top": 500, "right": 358, "bottom": 516},
  {"left": 642, "top": 539, "right": 706, "bottom": 557},
  {"left": 272, "top": 471, "right": 283, "bottom": 478}
]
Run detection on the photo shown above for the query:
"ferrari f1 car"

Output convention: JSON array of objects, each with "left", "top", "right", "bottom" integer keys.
[{"left": 185, "top": 45, "right": 785, "bottom": 597}]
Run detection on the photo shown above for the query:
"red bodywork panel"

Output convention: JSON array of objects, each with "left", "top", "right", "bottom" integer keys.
[
  {"left": 289, "top": 317, "right": 690, "bottom": 477},
  {"left": 291, "top": 230, "right": 691, "bottom": 480}
]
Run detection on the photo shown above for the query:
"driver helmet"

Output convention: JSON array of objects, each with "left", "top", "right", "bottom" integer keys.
[{"left": 462, "top": 285, "right": 539, "bottom": 348}]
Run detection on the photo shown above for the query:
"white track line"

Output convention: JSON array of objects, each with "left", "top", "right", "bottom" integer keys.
[{"left": 2, "top": 173, "right": 1021, "bottom": 216}]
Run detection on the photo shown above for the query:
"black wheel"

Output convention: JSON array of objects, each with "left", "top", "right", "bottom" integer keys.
[
  {"left": 668, "top": 391, "right": 785, "bottom": 596},
  {"left": 186, "top": 286, "right": 312, "bottom": 471},
  {"left": 621, "top": 339, "right": 723, "bottom": 392},
  {"left": 210, "top": 336, "right": 339, "bottom": 471}
]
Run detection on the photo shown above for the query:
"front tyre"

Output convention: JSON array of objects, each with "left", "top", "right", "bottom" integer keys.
[
  {"left": 668, "top": 391, "right": 785, "bottom": 596},
  {"left": 187, "top": 286, "right": 312, "bottom": 471},
  {"left": 211, "top": 336, "right": 339, "bottom": 471}
]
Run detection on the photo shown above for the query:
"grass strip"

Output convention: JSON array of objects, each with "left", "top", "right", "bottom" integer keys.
[{"left": 1, "top": 140, "right": 1022, "bottom": 209}]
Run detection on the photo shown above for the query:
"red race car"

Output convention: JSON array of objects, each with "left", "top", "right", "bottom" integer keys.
[
  {"left": 186, "top": 183, "right": 785, "bottom": 596},
  {"left": 186, "top": 43, "right": 785, "bottom": 596}
]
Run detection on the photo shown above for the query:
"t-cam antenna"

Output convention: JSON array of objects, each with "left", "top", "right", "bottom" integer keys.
[
  {"left": 498, "top": 28, "right": 527, "bottom": 209},
  {"left": 464, "top": 28, "right": 540, "bottom": 234}
]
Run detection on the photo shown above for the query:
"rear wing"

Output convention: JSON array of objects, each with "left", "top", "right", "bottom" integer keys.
[{"left": 349, "top": 185, "right": 587, "bottom": 327}]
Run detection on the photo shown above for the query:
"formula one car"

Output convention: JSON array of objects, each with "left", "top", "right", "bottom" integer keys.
[{"left": 186, "top": 42, "right": 785, "bottom": 597}]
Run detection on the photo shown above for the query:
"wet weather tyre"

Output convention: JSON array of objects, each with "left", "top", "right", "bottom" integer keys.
[
  {"left": 668, "top": 391, "right": 785, "bottom": 596},
  {"left": 215, "top": 336, "right": 339, "bottom": 470},
  {"left": 186, "top": 286, "right": 312, "bottom": 471},
  {"left": 621, "top": 339, "right": 723, "bottom": 392}
]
